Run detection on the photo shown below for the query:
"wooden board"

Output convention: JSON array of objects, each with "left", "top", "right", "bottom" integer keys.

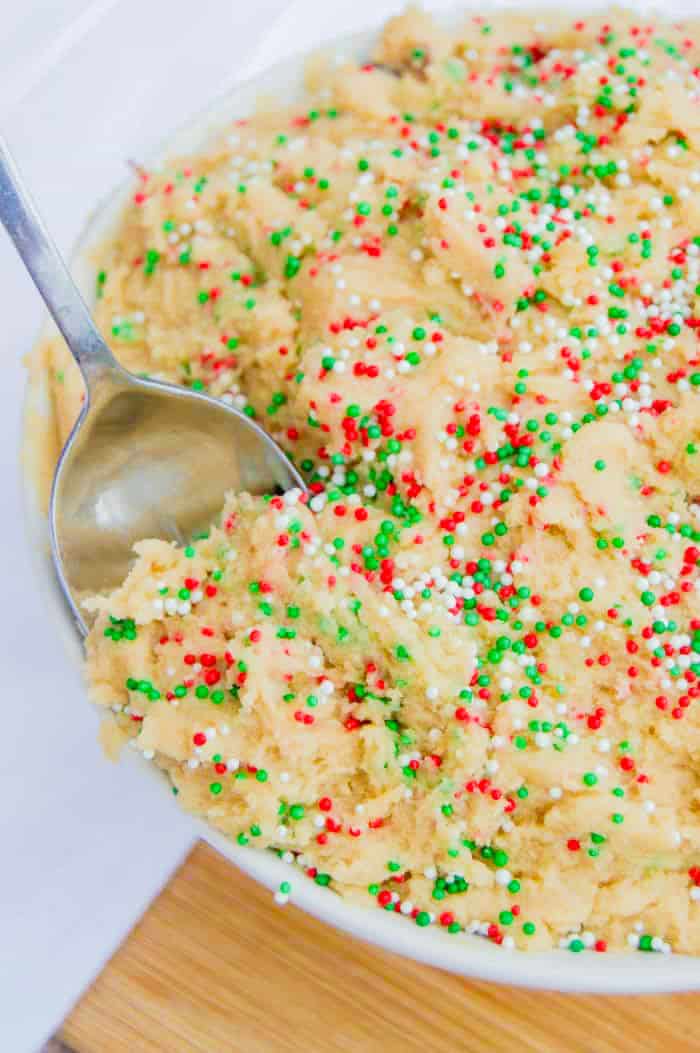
[{"left": 62, "top": 842, "right": 700, "bottom": 1053}]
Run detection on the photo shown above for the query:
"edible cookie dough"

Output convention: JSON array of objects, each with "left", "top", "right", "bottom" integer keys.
[{"left": 49, "top": 7, "right": 700, "bottom": 954}]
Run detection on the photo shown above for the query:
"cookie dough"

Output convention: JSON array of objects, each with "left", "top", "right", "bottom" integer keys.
[{"left": 50, "top": 7, "right": 700, "bottom": 954}]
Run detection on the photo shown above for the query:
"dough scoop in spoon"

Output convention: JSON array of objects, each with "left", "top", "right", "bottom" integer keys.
[{"left": 0, "top": 137, "right": 306, "bottom": 636}]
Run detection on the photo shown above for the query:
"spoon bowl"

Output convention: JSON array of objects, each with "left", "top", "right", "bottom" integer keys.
[
  {"left": 1, "top": 136, "right": 305, "bottom": 636},
  {"left": 51, "top": 368, "right": 304, "bottom": 634}
]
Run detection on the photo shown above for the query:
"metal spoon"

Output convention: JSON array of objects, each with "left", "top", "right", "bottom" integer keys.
[{"left": 0, "top": 137, "right": 306, "bottom": 636}]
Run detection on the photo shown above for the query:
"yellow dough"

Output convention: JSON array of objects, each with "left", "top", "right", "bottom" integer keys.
[{"left": 47, "top": 7, "right": 700, "bottom": 954}]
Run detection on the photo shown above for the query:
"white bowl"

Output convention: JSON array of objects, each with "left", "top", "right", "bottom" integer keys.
[{"left": 22, "top": 10, "right": 700, "bottom": 993}]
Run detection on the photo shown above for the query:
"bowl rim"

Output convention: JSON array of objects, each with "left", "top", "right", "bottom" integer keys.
[{"left": 22, "top": 8, "right": 700, "bottom": 993}]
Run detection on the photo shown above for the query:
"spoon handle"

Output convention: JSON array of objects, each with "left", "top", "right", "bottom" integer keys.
[{"left": 0, "top": 135, "right": 118, "bottom": 386}]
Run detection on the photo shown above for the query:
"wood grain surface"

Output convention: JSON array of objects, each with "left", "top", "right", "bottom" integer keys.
[{"left": 62, "top": 842, "right": 700, "bottom": 1053}]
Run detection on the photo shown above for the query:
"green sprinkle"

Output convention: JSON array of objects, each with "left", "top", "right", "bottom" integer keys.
[{"left": 285, "top": 255, "right": 301, "bottom": 279}]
